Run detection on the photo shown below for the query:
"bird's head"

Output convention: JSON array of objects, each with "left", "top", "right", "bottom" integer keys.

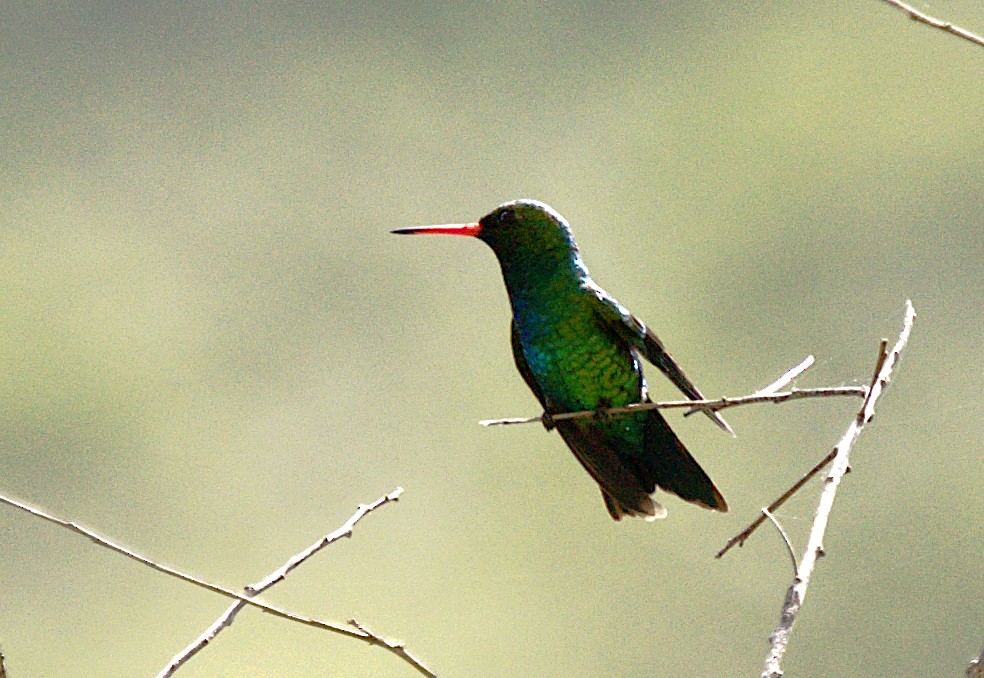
[{"left": 393, "top": 199, "right": 580, "bottom": 270}]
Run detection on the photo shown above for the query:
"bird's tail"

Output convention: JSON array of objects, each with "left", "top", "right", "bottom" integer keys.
[
  {"left": 603, "top": 492, "right": 667, "bottom": 522},
  {"left": 642, "top": 408, "right": 728, "bottom": 512}
]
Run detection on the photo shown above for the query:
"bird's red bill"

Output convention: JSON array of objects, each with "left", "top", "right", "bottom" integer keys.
[{"left": 392, "top": 223, "right": 482, "bottom": 237}]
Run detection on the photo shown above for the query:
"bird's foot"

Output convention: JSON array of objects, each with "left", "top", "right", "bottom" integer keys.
[
  {"left": 540, "top": 412, "right": 557, "bottom": 431},
  {"left": 593, "top": 399, "right": 613, "bottom": 421}
]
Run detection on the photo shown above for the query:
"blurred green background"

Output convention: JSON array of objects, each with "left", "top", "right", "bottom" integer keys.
[{"left": 2, "top": 2, "right": 982, "bottom": 676}]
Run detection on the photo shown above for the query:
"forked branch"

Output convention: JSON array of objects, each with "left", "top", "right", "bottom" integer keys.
[
  {"left": 0, "top": 489, "right": 435, "bottom": 678},
  {"left": 758, "top": 300, "right": 915, "bottom": 678}
]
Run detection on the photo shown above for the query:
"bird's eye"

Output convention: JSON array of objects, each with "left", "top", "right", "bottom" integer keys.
[{"left": 498, "top": 209, "right": 515, "bottom": 225}]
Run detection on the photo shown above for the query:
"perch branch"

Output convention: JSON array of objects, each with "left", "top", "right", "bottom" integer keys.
[
  {"left": 0, "top": 489, "right": 435, "bottom": 678},
  {"left": 157, "top": 488, "right": 430, "bottom": 677},
  {"left": 876, "top": 0, "right": 984, "bottom": 48},
  {"left": 479, "top": 385, "right": 866, "bottom": 427},
  {"left": 760, "top": 300, "right": 915, "bottom": 678}
]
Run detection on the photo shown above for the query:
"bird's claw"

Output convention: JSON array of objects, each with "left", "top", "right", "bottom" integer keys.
[
  {"left": 540, "top": 412, "right": 557, "bottom": 431},
  {"left": 593, "top": 399, "right": 612, "bottom": 421}
]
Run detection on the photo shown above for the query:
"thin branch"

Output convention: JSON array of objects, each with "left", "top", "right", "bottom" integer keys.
[
  {"left": 247, "top": 488, "right": 404, "bottom": 593},
  {"left": 0, "top": 490, "right": 435, "bottom": 678},
  {"left": 159, "top": 604, "right": 241, "bottom": 678},
  {"left": 479, "top": 386, "right": 867, "bottom": 427},
  {"left": 761, "top": 508, "right": 798, "bottom": 575},
  {"left": 761, "top": 300, "right": 915, "bottom": 678},
  {"left": 876, "top": 0, "right": 984, "bottom": 49},
  {"left": 348, "top": 618, "right": 433, "bottom": 675},
  {"left": 157, "top": 488, "right": 429, "bottom": 677},
  {"left": 717, "top": 450, "right": 836, "bottom": 558}
]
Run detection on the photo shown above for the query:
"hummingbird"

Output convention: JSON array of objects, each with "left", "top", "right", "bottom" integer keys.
[{"left": 393, "top": 200, "right": 730, "bottom": 521}]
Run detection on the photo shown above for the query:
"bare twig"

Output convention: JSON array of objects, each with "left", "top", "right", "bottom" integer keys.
[
  {"left": 348, "top": 618, "right": 433, "bottom": 674},
  {"left": 480, "top": 354, "right": 859, "bottom": 427},
  {"left": 247, "top": 488, "right": 404, "bottom": 593},
  {"left": 479, "top": 386, "right": 866, "bottom": 427},
  {"left": 717, "top": 450, "right": 836, "bottom": 558},
  {"left": 876, "top": 0, "right": 984, "bottom": 49},
  {"left": 761, "top": 508, "right": 798, "bottom": 575},
  {"left": 760, "top": 300, "right": 915, "bottom": 678},
  {"left": 0, "top": 490, "right": 435, "bottom": 678},
  {"left": 157, "top": 488, "right": 429, "bottom": 677}
]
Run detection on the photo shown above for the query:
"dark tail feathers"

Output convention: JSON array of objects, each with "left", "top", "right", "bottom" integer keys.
[{"left": 641, "top": 408, "right": 727, "bottom": 512}]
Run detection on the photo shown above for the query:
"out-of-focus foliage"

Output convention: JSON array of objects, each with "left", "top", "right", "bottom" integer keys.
[{"left": 1, "top": 3, "right": 981, "bottom": 676}]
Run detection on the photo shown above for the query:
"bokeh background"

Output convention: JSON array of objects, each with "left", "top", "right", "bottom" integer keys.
[{"left": 2, "top": 3, "right": 982, "bottom": 677}]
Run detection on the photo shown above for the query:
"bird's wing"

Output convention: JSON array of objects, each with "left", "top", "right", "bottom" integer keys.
[{"left": 584, "top": 282, "right": 734, "bottom": 435}]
